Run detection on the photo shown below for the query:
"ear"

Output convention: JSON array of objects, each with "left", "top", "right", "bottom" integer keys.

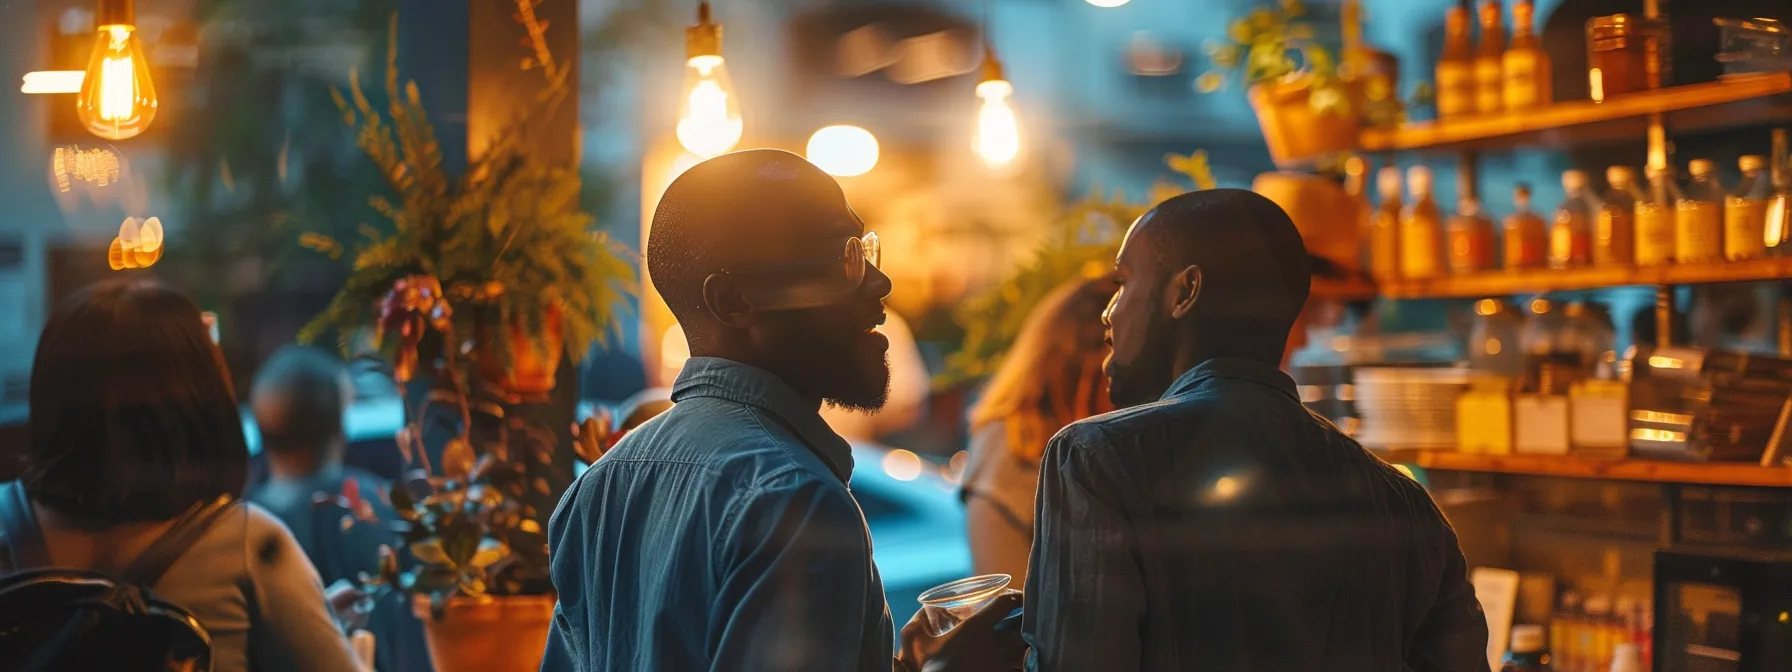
[
  {"left": 701, "top": 274, "right": 753, "bottom": 328},
  {"left": 1169, "top": 265, "right": 1202, "bottom": 320}
]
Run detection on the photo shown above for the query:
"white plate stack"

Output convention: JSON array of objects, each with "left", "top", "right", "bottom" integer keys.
[{"left": 1351, "top": 367, "right": 1472, "bottom": 451}]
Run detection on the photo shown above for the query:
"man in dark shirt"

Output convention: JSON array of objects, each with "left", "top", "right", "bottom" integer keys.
[
  {"left": 1024, "top": 189, "right": 1489, "bottom": 671},
  {"left": 543, "top": 150, "right": 1021, "bottom": 672}
]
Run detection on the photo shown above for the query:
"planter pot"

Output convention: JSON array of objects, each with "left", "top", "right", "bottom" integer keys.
[
  {"left": 479, "top": 303, "right": 564, "bottom": 402},
  {"left": 1247, "top": 74, "right": 1361, "bottom": 168},
  {"left": 413, "top": 594, "right": 555, "bottom": 672},
  {"left": 1251, "top": 171, "right": 1365, "bottom": 276}
]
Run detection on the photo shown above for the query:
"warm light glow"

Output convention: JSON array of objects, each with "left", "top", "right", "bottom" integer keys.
[
  {"left": 675, "top": 55, "right": 743, "bottom": 158},
  {"left": 1630, "top": 428, "right": 1687, "bottom": 443},
  {"left": 805, "top": 125, "right": 880, "bottom": 177},
  {"left": 1086, "top": 0, "right": 1131, "bottom": 6},
  {"left": 51, "top": 145, "right": 120, "bottom": 192},
  {"left": 139, "top": 217, "right": 164, "bottom": 252},
  {"left": 881, "top": 449, "right": 923, "bottom": 482},
  {"left": 76, "top": 24, "right": 157, "bottom": 140},
  {"left": 1647, "top": 355, "right": 1687, "bottom": 370},
  {"left": 973, "top": 78, "right": 1020, "bottom": 168},
  {"left": 21, "top": 70, "right": 84, "bottom": 94}
]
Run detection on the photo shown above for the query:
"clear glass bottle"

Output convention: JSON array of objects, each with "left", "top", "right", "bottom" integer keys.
[
  {"left": 1437, "top": 4, "right": 1476, "bottom": 118},
  {"left": 1635, "top": 165, "right": 1680, "bottom": 266},
  {"left": 1475, "top": 0, "right": 1508, "bottom": 114},
  {"left": 1370, "top": 166, "right": 1404, "bottom": 281},
  {"left": 1596, "top": 167, "right": 1640, "bottom": 266},
  {"left": 1505, "top": 183, "right": 1548, "bottom": 269},
  {"left": 1676, "top": 159, "right": 1725, "bottom": 263},
  {"left": 1552, "top": 169, "right": 1595, "bottom": 269},
  {"left": 1401, "top": 166, "right": 1444, "bottom": 280},
  {"left": 1470, "top": 298, "right": 1525, "bottom": 376},
  {"left": 1448, "top": 197, "right": 1496, "bottom": 274},
  {"left": 1767, "top": 129, "right": 1792, "bottom": 255},
  {"left": 1726, "top": 155, "right": 1772, "bottom": 261},
  {"left": 1502, "top": 0, "right": 1551, "bottom": 110}
]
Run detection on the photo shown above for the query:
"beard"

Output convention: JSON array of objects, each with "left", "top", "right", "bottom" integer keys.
[
  {"left": 824, "top": 352, "right": 891, "bottom": 413},
  {"left": 1106, "top": 310, "right": 1177, "bottom": 408},
  {"left": 756, "top": 311, "right": 892, "bottom": 413}
]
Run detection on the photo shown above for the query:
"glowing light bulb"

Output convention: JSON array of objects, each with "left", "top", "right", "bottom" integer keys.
[
  {"left": 1086, "top": 0, "right": 1132, "bottom": 6},
  {"left": 676, "top": 3, "right": 742, "bottom": 158},
  {"left": 805, "top": 125, "right": 879, "bottom": 177},
  {"left": 76, "top": 11, "right": 157, "bottom": 141},
  {"left": 973, "top": 78, "right": 1019, "bottom": 168}
]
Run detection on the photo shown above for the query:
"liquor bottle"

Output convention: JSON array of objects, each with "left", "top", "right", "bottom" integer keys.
[
  {"left": 1506, "top": 183, "right": 1548, "bottom": 269},
  {"left": 1635, "top": 165, "right": 1680, "bottom": 266},
  {"left": 1551, "top": 170, "right": 1595, "bottom": 269},
  {"left": 1448, "top": 197, "right": 1496, "bottom": 274},
  {"left": 1475, "top": 0, "right": 1508, "bottom": 115},
  {"left": 1437, "top": 3, "right": 1476, "bottom": 118},
  {"left": 1596, "top": 167, "right": 1640, "bottom": 266},
  {"left": 1502, "top": 0, "right": 1552, "bottom": 110},
  {"left": 1675, "top": 159, "right": 1725, "bottom": 263},
  {"left": 1370, "top": 166, "right": 1404, "bottom": 281},
  {"left": 1768, "top": 129, "right": 1792, "bottom": 255},
  {"left": 1401, "top": 166, "right": 1445, "bottom": 280},
  {"left": 1727, "top": 155, "right": 1772, "bottom": 261}
]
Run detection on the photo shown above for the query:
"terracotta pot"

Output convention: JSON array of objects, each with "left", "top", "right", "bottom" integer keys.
[
  {"left": 1247, "top": 73, "right": 1361, "bottom": 168},
  {"left": 1251, "top": 171, "right": 1365, "bottom": 276},
  {"left": 479, "top": 303, "right": 564, "bottom": 401},
  {"left": 413, "top": 594, "right": 555, "bottom": 672}
]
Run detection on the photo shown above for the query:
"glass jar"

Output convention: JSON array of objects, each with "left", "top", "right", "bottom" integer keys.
[{"left": 1586, "top": 14, "right": 1659, "bottom": 102}]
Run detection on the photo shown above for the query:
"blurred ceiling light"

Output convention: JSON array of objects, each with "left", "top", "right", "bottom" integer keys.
[
  {"left": 676, "top": 2, "right": 743, "bottom": 158},
  {"left": 881, "top": 449, "right": 923, "bottom": 482},
  {"left": 21, "top": 71, "right": 84, "bottom": 94},
  {"left": 50, "top": 145, "right": 121, "bottom": 192},
  {"left": 77, "top": 0, "right": 159, "bottom": 140},
  {"left": 972, "top": 44, "right": 1020, "bottom": 169},
  {"left": 1087, "top": 0, "right": 1132, "bottom": 6},
  {"left": 805, "top": 125, "right": 879, "bottom": 177},
  {"left": 1127, "top": 33, "right": 1183, "bottom": 76}
]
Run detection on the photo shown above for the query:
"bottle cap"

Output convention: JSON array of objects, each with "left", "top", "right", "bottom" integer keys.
[
  {"left": 1509, "top": 624, "right": 1547, "bottom": 654},
  {"left": 1740, "top": 155, "right": 1766, "bottom": 172},
  {"left": 1688, "top": 159, "right": 1716, "bottom": 176},
  {"left": 1377, "top": 166, "right": 1403, "bottom": 197},
  {"left": 1563, "top": 169, "right": 1588, "bottom": 192},
  {"left": 1607, "top": 166, "right": 1635, "bottom": 184},
  {"left": 1407, "top": 166, "right": 1432, "bottom": 194}
]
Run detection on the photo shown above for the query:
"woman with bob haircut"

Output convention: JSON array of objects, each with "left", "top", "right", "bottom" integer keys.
[{"left": 2, "top": 278, "right": 361, "bottom": 672}]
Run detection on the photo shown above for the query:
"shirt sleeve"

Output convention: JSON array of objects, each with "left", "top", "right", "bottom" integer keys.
[
  {"left": 241, "top": 505, "right": 365, "bottom": 672},
  {"left": 711, "top": 471, "right": 884, "bottom": 672},
  {"left": 1407, "top": 498, "right": 1492, "bottom": 672},
  {"left": 1023, "top": 427, "right": 1145, "bottom": 672}
]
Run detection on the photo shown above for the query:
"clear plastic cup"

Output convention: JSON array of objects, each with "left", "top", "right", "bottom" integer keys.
[{"left": 916, "top": 573, "right": 1013, "bottom": 636}]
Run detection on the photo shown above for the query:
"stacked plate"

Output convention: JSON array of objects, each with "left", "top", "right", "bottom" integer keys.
[{"left": 1351, "top": 367, "right": 1471, "bottom": 450}]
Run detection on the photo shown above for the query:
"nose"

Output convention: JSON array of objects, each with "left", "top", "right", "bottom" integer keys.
[{"left": 862, "top": 261, "right": 893, "bottom": 301}]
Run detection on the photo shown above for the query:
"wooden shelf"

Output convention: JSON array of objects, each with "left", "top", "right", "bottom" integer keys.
[
  {"left": 1359, "top": 73, "right": 1792, "bottom": 153},
  {"left": 1311, "top": 275, "right": 1379, "bottom": 301},
  {"left": 1406, "top": 451, "right": 1792, "bottom": 488},
  {"left": 1377, "top": 257, "right": 1792, "bottom": 300}
]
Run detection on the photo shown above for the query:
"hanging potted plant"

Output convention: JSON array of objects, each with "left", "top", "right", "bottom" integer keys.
[
  {"left": 1199, "top": 0, "right": 1360, "bottom": 167},
  {"left": 298, "top": 4, "right": 630, "bottom": 669}
]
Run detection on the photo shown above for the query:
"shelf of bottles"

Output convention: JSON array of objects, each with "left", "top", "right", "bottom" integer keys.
[
  {"left": 1361, "top": 73, "right": 1792, "bottom": 153},
  {"left": 1378, "top": 257, "right": 1792, "bottom": 300},
  {"left": 1400, "top": 450, "right": 1792, "bottom": 487}
]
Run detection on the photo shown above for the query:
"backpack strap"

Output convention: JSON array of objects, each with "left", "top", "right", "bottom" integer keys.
[
  {"left": 0, "top": 481, "right": 49, "bottom": 571},
  {"left": 120, "top": 496, "right": 237, "bottom": 588}
]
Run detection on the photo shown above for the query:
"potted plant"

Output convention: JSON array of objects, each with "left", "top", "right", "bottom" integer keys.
[
  {"left": 1200, "top": 0, "right": 1361, "bottom": 167},
  {"left": 298, "top": 6, "right": 630, "bottom": 670}
]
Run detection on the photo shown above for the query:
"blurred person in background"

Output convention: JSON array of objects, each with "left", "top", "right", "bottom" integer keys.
[
  {"left": 961, "top": 275, "right": 1115, "bottom": 582},
  {"left": 246, "top": 345, "right": 426, "bottom": 672},
  {"left": 1, "top": 278, "right": 361, "bottom": 672},
  {"left": 1024, "top": 190, "right": 1487, "bottom": 671}
]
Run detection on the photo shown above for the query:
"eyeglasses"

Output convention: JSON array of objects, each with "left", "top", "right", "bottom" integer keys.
[{"left": 720, "top": 232, "right": 882, "bottom": 310}]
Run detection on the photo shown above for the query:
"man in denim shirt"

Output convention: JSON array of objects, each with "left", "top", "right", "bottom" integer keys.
[
  {"left": 1024, "top": 190, "right": 1488, "bottom": 671},
  {"left": 542, "top": 150, "right": 1021, "bottom": 672}
]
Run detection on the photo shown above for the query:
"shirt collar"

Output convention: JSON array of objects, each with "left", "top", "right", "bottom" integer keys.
[
  {"left": 671, "top": 357, "right": 856, "bottom": 482},
  {"left": 1161, "top": 357, "right": 1301, "bottom": 402}
]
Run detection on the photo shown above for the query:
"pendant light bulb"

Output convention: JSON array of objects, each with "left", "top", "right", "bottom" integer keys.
[
  {"left": 972, "top": 46, "right": 1019, "bottom": 169},
  {"left": 675, "top": 2, "right": 742, "bottom": 158},
  {"left": 76, "top": 0, "right": 156, "bottom": 140}
]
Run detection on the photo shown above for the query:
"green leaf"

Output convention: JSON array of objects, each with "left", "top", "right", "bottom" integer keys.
[{"left": 468, "top": 538, "right": 507, "bottom": 569}]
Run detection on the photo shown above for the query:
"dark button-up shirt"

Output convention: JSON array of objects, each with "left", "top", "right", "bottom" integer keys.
[
  {"left": 542, "top": 357, "right": 894, "bottom": 672},
  {"left": 1024, "top": 358, "right": 1489, "bottom": 672}
]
